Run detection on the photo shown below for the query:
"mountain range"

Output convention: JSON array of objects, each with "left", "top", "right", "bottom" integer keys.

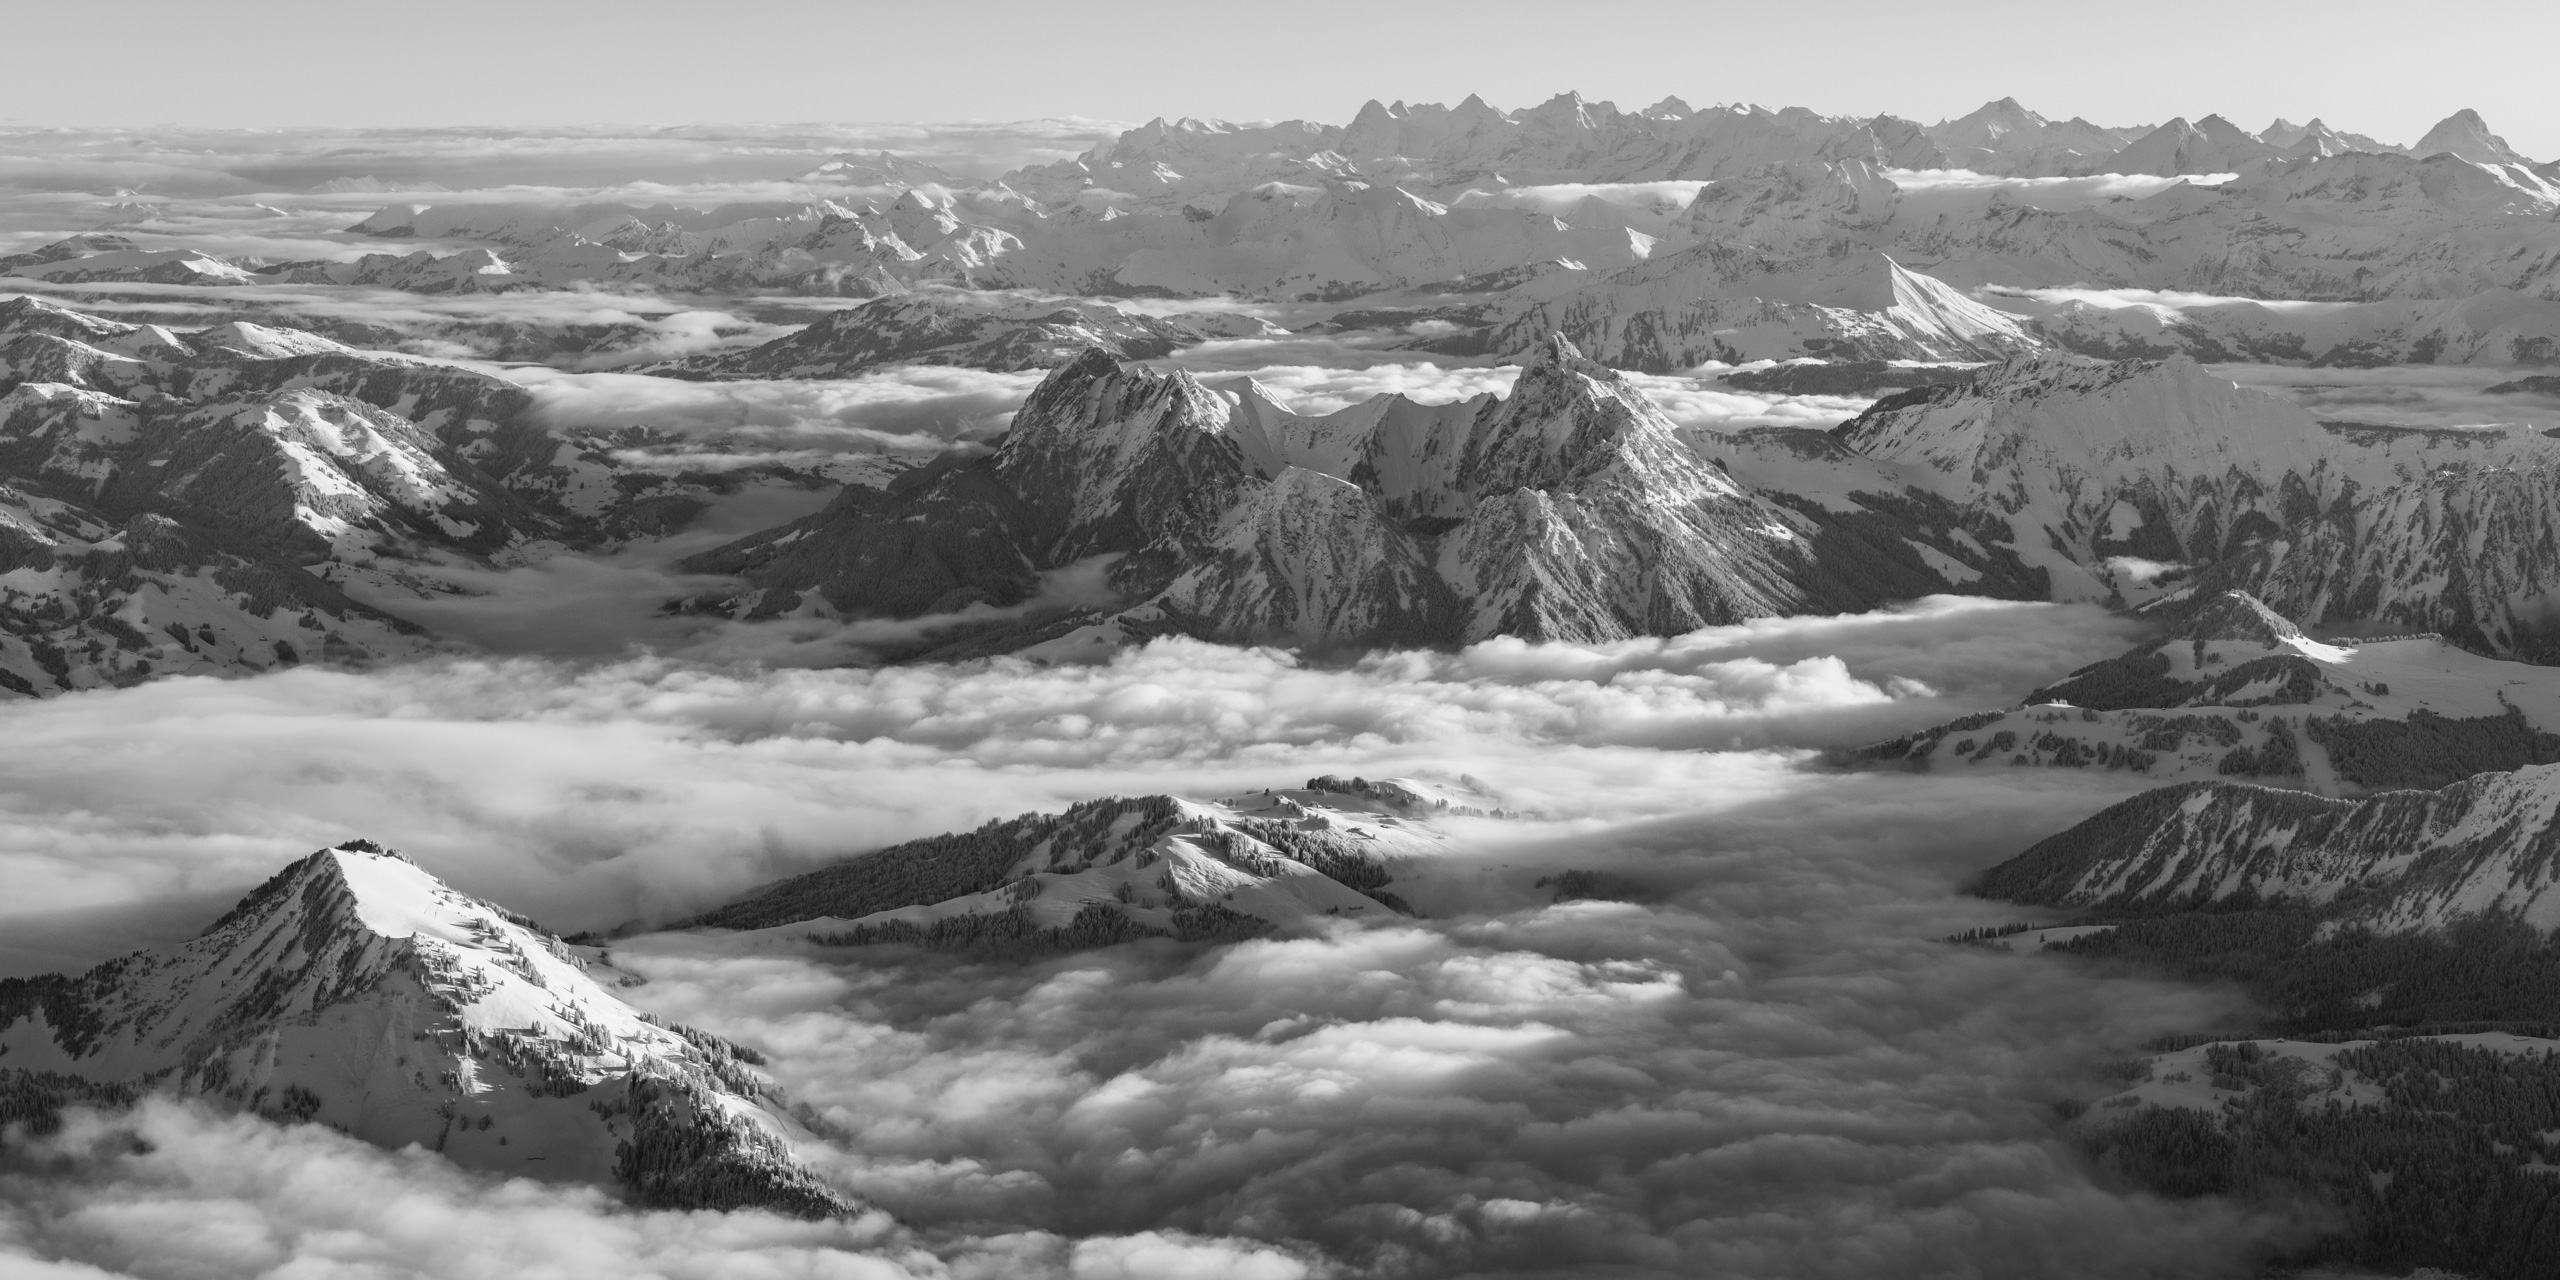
[
  {"left": 9, "top": 97, "right": 2557, "bottom": 374},
  {"left": 1980, "top": 757, "right": 2560, "bottom": 935},
  {"left": 671, "top": 333, "right": 2020, "bottom": 655},
  {"left": 10, "top": 283, "right": 2560, "bottom": 693},
  {"left": 0, "top": 296, "right": 886, "bottom": 694},
  {"left": 1834, "top": 591, "right": 2560, "bottom": 790},
  {"left": 677, "top": 341, "right": 2560, "bottom": 664},
  {"left": 0, "top": 779, "right": 1492, "bottom": 1209}
]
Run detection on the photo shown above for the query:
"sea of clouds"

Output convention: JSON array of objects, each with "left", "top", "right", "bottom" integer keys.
[
  {"left": 0, "top": 121, "right": 2442, "bottom": 1278},
  {"left": 2, "top": 593, "right": 2332, "bottom": 1278}
]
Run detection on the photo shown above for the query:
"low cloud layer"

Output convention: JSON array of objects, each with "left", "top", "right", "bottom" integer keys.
[
  {"left": 0, "top": 598, "right": 2141, "bottom": 959},
  {"left": 2218, "top": 362, "right": 2560, "bottom": 430},
  {"left": 1, "top": 766, "right": 2308, "bottom": 1278},
  {"left": 1887, "top": 168, "right": 2237, "bottom": 212},
  {"left": 0, "top": 591, "right": 2317, "bottom": 1277},
  {"left": 0, "top": 1101, "right": 1313, "bottom": 1280},
  {"left": 0, "top": 121, "right": 1123, "bottom": 199},
  {"left": 607, "top": 770, "right": 2303, "bottom": 1276},
  {"left": 507, "top": 364, "right": 1045, "bottom": 450}
]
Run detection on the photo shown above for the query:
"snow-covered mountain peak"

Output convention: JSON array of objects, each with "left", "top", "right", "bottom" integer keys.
[
  {"left": 1882, "top": 256, "right": 2043, "bottom": 356},
  {"left": 1521, "top": 330, "right": 1613, "bottom": 377},
  {"left": 0, "top": 841, "right": 852, "bottom": 1215},
  {"left": 1935, "top": 97, "right": 2052, "bottom": 149},
  {"left": 2414, "top": 108, "right": 2530, "bottom": 165},
  {"left": 686, "top": 784, "right": 1468, "bottom": 946},
  {"left": 1458, "top": 331, "right": 1704, "bottom": 496},
  {"left": 988, "top": 349, "right": 1251, "bottom": 556},
  {"left": 997, "top": 346, "right": 1231, "bottom": 462}
]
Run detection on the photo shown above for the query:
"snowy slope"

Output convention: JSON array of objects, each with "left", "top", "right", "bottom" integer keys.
[
  {"left": 1479, "top": 250, "right": 2046, "bottom": 371},
  {"left": 172, "top": 100, "right": 2547, "bottom": 312},
  {"left": 1829, "top": 352, "right": 2560, "bottom": 649},
  {"left": 685, "top": 779, "right": 1484, "bottom": 948},
  {"left": 0, "top": 486, "right": 430, "bottom": 695},
  {"left": 0, "top": 297, "right": 853, "bottom": 692},
  {"left": 1835, "top": 592, "right": 2560, "bottom": 793},
  {"left": 1976, "top": 764, "right": 2560, "bottom": 934},
  {"left": 686, "top": 343, "right": 2560, "bottom": 662},
  {"left": 0, "top": 843, "right": 850, "bottom": 1215}
]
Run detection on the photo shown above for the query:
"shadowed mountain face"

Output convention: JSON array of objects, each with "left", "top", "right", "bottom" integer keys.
[
  {"left": 0, "top": 843, "right": 852, "bottom": 1217},
  {"left": 677, "top": 344, "right": 2560, "bottom": 665},
  {"left": 672, "top": 335, "right": 2033, "bottom": 655}
]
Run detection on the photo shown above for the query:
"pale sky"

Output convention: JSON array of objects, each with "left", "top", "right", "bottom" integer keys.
[{"left": 7, "top": 0, "right": 2555, "bottom": 159}]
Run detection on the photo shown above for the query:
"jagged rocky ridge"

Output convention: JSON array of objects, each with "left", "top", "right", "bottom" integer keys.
[
  {"left": 1832, "top": 592, "right": 2560, "bottom": 791},
  {"left": 686, "top": 778, "right": 1482, "bottom": 951},
  {"left": 0, "top": 842, "right": 850, "bottom": 1216},
  {"left": 15, "top": 100, "right": 2557, "bottom": 371},
  {"left": 683, "top": 341, "right": 2560, "bottom": 662},
  {"left": 1741, "top": 352, "right": 2560, "bottom": 657},
  {"left": 675, "top": 335, "right": 2028, "bottom": 653}
]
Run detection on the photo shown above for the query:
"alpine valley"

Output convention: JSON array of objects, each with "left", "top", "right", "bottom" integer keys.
[{"left": 9, "top": 85, "right": 2560, "bottom": 1280}]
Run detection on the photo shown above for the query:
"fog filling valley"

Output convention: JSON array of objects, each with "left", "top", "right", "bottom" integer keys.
[
  {"left": 0, "top": 601, "right": 2313, "bottom": 1277},
  {"left": 9, "top": 93, "right": 2560, "bottom": 1279}
]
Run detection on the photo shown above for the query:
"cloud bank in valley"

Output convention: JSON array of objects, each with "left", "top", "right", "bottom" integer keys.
[
  {"left": 1, "top": 590, "right": 2283, "bottom": 1279},
  {"left": 610, "top": 772, "right": 2305, "bottom": 1277},
  {"left": 1, "top": 762, "right": 2309, "bottom": 1278},
  {"left": 0, "top": 121, "right": 1125, "bottom": 200},
  {"left": 0, "top": 597, "right": 2144, "bottom": 961},
  {"left": 0, "top": 1100, "right": 1314, "bottom": 1280},
  {"left": 508, "top": 364, "right": 1046, "bottom": 450}
]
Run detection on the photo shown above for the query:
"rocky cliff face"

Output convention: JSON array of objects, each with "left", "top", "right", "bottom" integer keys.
[
  {"left": 679, "top": 335, "right": 2012, "bottom": 654},
  {"left": 1826, "top": 352, "right": 2560, "bottom": 653}
]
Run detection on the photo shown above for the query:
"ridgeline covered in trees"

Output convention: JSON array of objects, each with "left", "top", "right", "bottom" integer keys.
[
  {"left": 2087, "top": 1039, "right": 2560, "bottom": 1278},
  {"left": 2015, "top": 895, "right": 2560, "bottom": 1274}
]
